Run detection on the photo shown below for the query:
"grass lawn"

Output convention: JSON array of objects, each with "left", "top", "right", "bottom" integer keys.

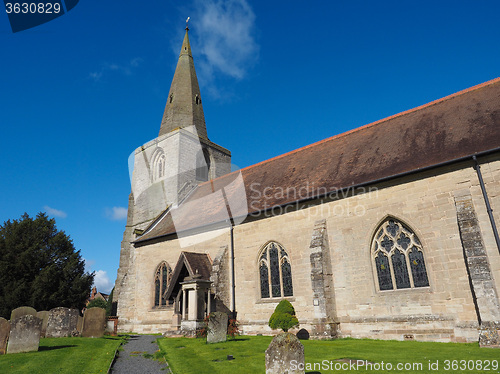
[
  {"left": 0, "top": 336, "right": 124, "bottom": 374},
  {"left": 157, "top": 336, "right": 500, "bottom": 374}
]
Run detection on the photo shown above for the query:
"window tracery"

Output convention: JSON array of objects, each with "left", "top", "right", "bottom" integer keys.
[
  {"left": 154, "top": 262, "right": 172, "bottom": 307},
  {"left": 259, "top": 242, "right": 293, "bottom": 299},
  {"left": 372, "top": 218, "right": 429, "bottom": 291}
]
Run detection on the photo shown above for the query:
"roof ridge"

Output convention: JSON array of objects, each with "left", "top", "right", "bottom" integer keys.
[{"left": 197, "top": 76, "right": 500, "bottom": 187}]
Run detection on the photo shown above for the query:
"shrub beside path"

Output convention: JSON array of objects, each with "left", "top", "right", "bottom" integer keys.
[{"left": 110, "top": 335, "right": 169, "bottom": 374}]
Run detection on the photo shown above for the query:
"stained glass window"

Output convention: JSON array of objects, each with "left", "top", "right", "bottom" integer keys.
[
  {"left": 392, "top": 249, "right": 411, "bottom": 289},
  {"left": 260, "top": 263, "right": 270, "bottom": 298},
  {"left": 409, "top": 247, "right": 429, "bottom": 287},
  {"left": 154, "top": 278, "right": 160, "bottom": 306},
  {"left": 154, "top": 262, "right": 172, "bottom": 307},
  {"left": 282, "top": 259, "right": 293, "bottom": 297},
  {"left": 372, "top": 218, "right": 429, "bottom": 291},
  {"left": 375, "top": 252, "right": 393, "bottom": 290},
  {"left": 259, "top": 242, "right": 293, "bottom": 299}
]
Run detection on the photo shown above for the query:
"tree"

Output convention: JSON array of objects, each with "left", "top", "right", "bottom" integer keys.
[
  {"left": 268, "top": 300, "right": 299, "bottom": 332},
  {"left": 106, "top": 287, "right": 117, "bottom": 316},
  {"left": 0, "top": 212, "right": 94, "bottom": 319},
  {"left": 87, "top": 298, "right": 107, "bottom": 310}
]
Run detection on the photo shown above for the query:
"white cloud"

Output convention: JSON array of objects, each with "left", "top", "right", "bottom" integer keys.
[
  {"left": 83, "top": 258, "right": 95, "bottom": 274},
  {"left": 105, "top": 206, "right": 128, "bottom": 221},
  {"left": 89, "top": 57, "right": 144, "bottom": 82},
  {"left": 44, "top": 205, "right": 67, "bottom": 218},
  {"left": 192, "top": 0, "right": 259, "bottom": 90},
  {"left": 93, "top": 270, "right": 114, "bottom": 294}
]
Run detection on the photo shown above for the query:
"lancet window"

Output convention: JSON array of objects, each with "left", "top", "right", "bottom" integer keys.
[
  {"left": 154, "top": 262, "right": 172, "bottom": 307},
  {"left": 152, "top": 149, "right": 166, "bottom": 182}
]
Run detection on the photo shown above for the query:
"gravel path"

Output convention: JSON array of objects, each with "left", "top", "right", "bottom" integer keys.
[{"left": 110, "top": 335, "right": 170, "bottom": 373}]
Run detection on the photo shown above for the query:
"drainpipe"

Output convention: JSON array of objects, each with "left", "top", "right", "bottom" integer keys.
[
  {"left": 221, "top": 185, "right": 237, "bottom": 321},
  {"left": 230, "top": 224, "right": 236, "bottom": 320},
  {"left": 473, "top": 155, "right": 500, "bottom": 256}
]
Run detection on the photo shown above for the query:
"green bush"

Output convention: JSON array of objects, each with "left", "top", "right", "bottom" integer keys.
[
  {"left": 86, "top": 298, "right": 107, "bottom": 310},
  {"left": 268, "top": 300, "right": 299, "bottom": 332}
]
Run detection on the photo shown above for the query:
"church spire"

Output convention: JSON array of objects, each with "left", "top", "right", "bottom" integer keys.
[{"left": 159, "top": 25, "right": 208, "bottom": 139}]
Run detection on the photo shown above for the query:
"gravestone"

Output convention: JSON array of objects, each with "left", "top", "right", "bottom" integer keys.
[
  {"left": 82, "top": 308, "right": 106, "bottom": 338},
  {"left": 296, "top": 328, "right": 310, "bottom": 340},
  {"left": 46, "top": 307, "right": 80, "bottom": 338},
  {"left": 36, "top": 311, "right": 49, "bottom": 338},
  {"left": 10, "top": 306, "right": 37, "bottom": 321},
  {"left": 77, "top": 316, "right": 84, "bottom": 333},
  {"left": 0, "top": 318, "right": 10, "bottom": 355},
  {"left": 6, "top": 315, "right": 42, "bottom": 354},
  {"left": 207, "top": 312, "right": 228, "bottom": 343},
  {"left": 265, "top": 332, "right": 305, "bottom": 374}
]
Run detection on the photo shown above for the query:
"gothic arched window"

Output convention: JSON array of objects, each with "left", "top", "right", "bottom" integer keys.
[
  {"left": 259, "top": 242, "right": 293, "bottom": 299},
  {"left": 372, "top": 218, "right": 429, "bottom": 291},
  {"left": 152, "top": 149, "right": 166, "bottom": 182},
  {"left": 154, "top": 262, "right": 172, "bottom": 307}
]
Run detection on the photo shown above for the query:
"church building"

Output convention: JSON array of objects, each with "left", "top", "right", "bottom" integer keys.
[{"left": 115, "top": 26, "right": 500, "bottom": 345}]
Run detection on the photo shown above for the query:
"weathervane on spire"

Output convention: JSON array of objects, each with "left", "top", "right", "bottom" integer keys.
[{"left": 186, "top": 17, "right": 190, "bottom": 30}]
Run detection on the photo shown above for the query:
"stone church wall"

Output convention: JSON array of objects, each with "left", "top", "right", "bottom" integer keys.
[{"left": 118, "top": 156, "right": 500, "bottom": 342}]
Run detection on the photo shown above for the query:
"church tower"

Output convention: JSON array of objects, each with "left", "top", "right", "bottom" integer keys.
[{"left": 114, "top": 26, "right": 231, "bottom": 322}]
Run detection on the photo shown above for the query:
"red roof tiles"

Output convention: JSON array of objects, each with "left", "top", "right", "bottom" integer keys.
[{"left": 137, "top": 77, "right": 500, "bottom": 243}]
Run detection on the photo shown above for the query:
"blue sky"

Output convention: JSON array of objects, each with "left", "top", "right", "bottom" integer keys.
[{"left": 1, "top": 0, "right": 499, "bottom": 294}]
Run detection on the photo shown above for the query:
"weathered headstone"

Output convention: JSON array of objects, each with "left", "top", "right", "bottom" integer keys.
[
  {"left": 0, "top": 318, "right": 10, "bottom": 355},
  {"left": 36, "top": 311, "right": 49, "bottom": 338},
  {"left": 207, "top": 312, "right": 228, "bottom": 343},
  {"left": 77, "top": 316, "right": 84, "bottom": 333},
  {"left": 82, "top": 308, "right": 106, "bottom": 338},
  {"left": 265, "top": 332, "right": 305, "bottom": 374},
  {"left": 10, "top": 306, "right": 37, "bottom": 321},
  {"left": 46, "top": 307, "right": 79, "bottom": 338},
  {"left": 6, "top": 315, "right": 42, "bottom": 354},
  {"left": 296, "top": 328, "right": 310, "bottom": 340}
]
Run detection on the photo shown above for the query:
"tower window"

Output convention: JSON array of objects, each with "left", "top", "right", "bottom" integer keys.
[
  {"left": 259, "top": 242, "right": 294, "bottom": 299},
  {"left": 169, "top": 94, "right": 173, "bottom": 103},
  {"left": 372, "top": 218, "right": 429, "bottom": 291},
  {"left": 152, "top": 150, "right": 166, "bottom": 182},
  {"left": 195, "top": 94, "right": 201, "bottom": 105}
]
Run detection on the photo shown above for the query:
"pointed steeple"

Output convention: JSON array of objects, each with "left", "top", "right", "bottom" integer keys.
[{"left": 159, "top": 26, "right": 208, "bottom": 140}]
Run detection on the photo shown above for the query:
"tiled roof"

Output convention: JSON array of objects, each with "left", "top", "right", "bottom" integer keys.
[
  {"left": 163, "top": 252, "right": 212, "bottom": 300},
  {"left": 137, "top": 77, "right": 500, "bottom": 243}
]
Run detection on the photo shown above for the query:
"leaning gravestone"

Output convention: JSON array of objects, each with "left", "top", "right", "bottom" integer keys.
[
  {"left": 77, "top": 316, "right": 84, "bottom": 333},
  {"left": 265, "top": 332, "right": 305, "bottom": 374},
  {"left": 0, "top": 318, "right": 10, "bottom": 355},
  {"left": 207, "top": 312, "right": 228, "bottom": 343},
  {"left": 46, "top": 307, "right": 79, "bottom": 338},
  {"left": 6, "top": 315, "right": 42, "bottom": 354},
  {"left": 10, "top": 306, "right": 37, "bottom": 321},
  {"left": 82, "top": 308, "right": 106, "bottom": 338},
  {"left": 36, "top": 311, "right": 49, "bottom": 338}
]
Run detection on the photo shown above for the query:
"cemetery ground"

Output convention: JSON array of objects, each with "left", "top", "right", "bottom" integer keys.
[
  {"left": 0, "top": 335, "right": 124, "bottom": 373},
  {"left": 157, "top": 336, "right": 500, "bottom": 374},
  {"left": 0, "top": 335, "right": 498, "bottom": 373}
]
